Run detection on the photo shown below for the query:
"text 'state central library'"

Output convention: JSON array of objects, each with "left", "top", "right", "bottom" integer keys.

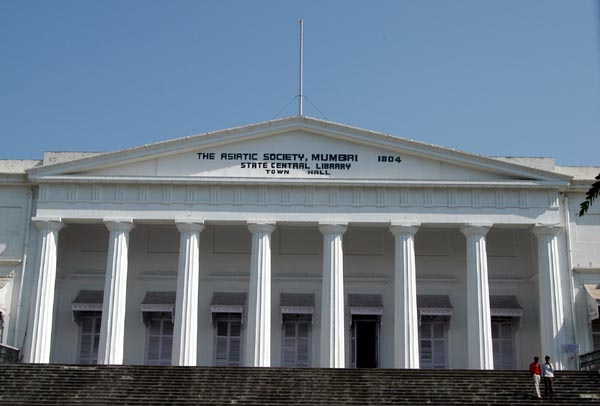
[{"left": 0, "top": 116, "right": 599, "bottom": 370}]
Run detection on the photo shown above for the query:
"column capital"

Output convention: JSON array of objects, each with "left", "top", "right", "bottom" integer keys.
[
  {"left": 32, "top": 217, "right": 64, "bottom": 231},
  {"left": 389, "top": 223, "right": 420, "bottom": 237},
  {"left": 460, "top": 224, "right": 492, "bottom": 238},
  {"left": 176, "top": 221, "right": 205, "bottom": 233},
  {"left": 247, "top": 222, "right": 276, "bottom": 234},
  {"left": 318, "top": 223, "right": 347, "bottom": 236},
  {"left": 531, "top": 224, "right": 562, "bottom": 238},
  {"left": 104, "top": 219, "right": 134, "bottom": 232}
]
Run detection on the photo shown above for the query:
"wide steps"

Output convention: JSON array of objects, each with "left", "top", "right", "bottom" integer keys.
[{"left": 1, "top": 364, "right": 599, "bottom": 405}]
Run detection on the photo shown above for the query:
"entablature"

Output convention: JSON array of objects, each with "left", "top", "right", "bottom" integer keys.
[{"left": 36, "top": 182, "right": 560, "bottom": 211}]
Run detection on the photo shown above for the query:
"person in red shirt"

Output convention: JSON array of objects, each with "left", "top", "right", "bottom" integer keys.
[{"left": 529, "top": 356, "right": 542, "bottom": 399}]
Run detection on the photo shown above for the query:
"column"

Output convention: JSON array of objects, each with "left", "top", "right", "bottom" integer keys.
[
  {"left": 98, "top": 220, "right": 134, "bottom": 365},
  {"left": 27, "top": 218, "right": 64, "bottom": 363},
  {"left": 532, "top": 225, "right": 564, "bottom": 370},
  {"left": 245, "top": 222, "right": 275, "bottom": 367},
  {"left": 390, "top": 223, "right": 420, "bottom": 369},
  {"left": 319, "top": 223, "right": 347, "bottom": 368},
  {"left": 461, "top": 224, "right": 494, "bottom": 370},
  {"left": 172, "top": 221, "right": 204, "bottom": 366}
]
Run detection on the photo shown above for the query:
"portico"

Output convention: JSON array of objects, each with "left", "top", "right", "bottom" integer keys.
[
  {"left": 25, "top": 217, "right": 566, "bottom": 369},
  {"left": 18, "top": 117, "right": 574, "bottom": 369}
]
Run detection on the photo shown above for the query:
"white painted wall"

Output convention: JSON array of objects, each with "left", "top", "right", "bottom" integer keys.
[
  {"left": 566, "top": 191, "right": 600, "bottom": 357},
  {"left": 0, "top": 185, "right": 32, "bottom": 346}
]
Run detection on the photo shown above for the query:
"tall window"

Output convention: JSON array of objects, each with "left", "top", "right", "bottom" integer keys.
[
  {"left": 592, "top": 316, "right": 600, "bottom": 350},
  {"left": 145, "top": 313, "right": 174, "bottom": 366},
  {"left": 420, "top": 316, "right": 447, "bottom": 368},
  {"left": 78, "top": 312, "right": 101, "bottom": 364},
  {"left": 214, "top": 313, "right": 242, "bottom": 367},
  {"left": 492, "top": 318, "right": 514, "bottom": 370},
  {"left": 282, "top": 315, "right": 311, "bottom": 367}
]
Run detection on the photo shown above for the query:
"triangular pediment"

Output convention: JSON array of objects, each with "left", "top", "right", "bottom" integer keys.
[{"left": 28, "top": 117, "right": 571, "bottom": 186}]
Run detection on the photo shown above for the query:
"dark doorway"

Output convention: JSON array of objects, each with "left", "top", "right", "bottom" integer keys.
[{"left": 353, "top": 316, "right": 379, "bottom": 368}]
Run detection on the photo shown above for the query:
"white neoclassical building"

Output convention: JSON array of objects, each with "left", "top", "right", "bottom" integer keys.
[{"left": 0, "top": 116, "right": 599, "bottom": 370}]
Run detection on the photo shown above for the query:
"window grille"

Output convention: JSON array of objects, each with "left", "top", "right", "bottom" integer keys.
[
  {"left": 145, "top": 313, "right": 174, "bottom": 366},
  {"left": 77, "top": 312, "right": 101, "bottom": 364}
]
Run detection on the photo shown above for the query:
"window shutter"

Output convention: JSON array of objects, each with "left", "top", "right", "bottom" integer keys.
[
  {"left": 78, "top": 313, "right": 101, "bottom": 364},
  {"left": 491, "top": 319, "right": 514, "bottom": 370},
  {"left": 230, "top": 321, "right": 241, "bottom": 337},
  {"left": 283, "top": 337, "right": 296, "bottom": 366},
  {"left": 148, "top": 336, "right": 160, "bottom": 362},
  {"left": 145, "top": 314, "right": 174, "bottom": 366},
  {"left": 214, "top": 315, "right": 243, "bottom": 367},
  {"left": 81, "top": 318, "right": 93, "bottom": 334},
  {"left": 161, "top": 335, "right": 173, "bottom": 363},
  {"left": 215, "top": 336, "right": 229, "bottom": 366},
  {"left": 298, "top": 322, "right": 309, "bottom": 338},
  {"left": 229, "top": 337, "right": 241, "bottom": 366},
  {"left": 80, "top": 335, "right": 92, "bottom": 363},
  {"left": 433, "top": 340, "right": 445, "bottom": 366},
  {"left": 92, "top": 334, "right": 100, "bottom": 364},
  {"left": 420, "top": 318, "right": 447, "bottom": 369},
  {"left": 297, "top": 337, "right": 309, "bottom": 366}
]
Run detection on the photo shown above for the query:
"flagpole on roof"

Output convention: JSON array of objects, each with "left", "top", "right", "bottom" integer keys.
[{"left": 298, "top": 18, "right": 304, "bottom": 116}]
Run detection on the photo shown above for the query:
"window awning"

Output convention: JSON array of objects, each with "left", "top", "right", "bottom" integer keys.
[
  {"left": 417, "top": 295, "right": 453, "bottom": 317},
  {"left": 490, "top": 295, "right": 523, "bottom": 317},
  {"left": 348, "top": 294, "right": 383, "bottom": 315},
  {"left": 210, "top": 292, "right": 247, "bottom": 314},
  {"left": 584, "top": 284, "right": 600, "bottom": 320},
  {"left": 280, "top": 293, "right": 314, "bottom": 314},
  {"left": 72, "top": 290, "right": 103, "bottom": 321},
  {"left": 72, "top": 290, "right": 103, "bottom": 312},
  {"left": 141, "top": 291, "right": 175, "bottom": 313}
]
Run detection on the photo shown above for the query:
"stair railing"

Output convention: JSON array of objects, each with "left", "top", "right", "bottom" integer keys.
[
  {"left": 0, "top": 343, "right": 19, "bottom": 363},
  {"left": 579, "top": 349, "right": 600, "bottom": 371}
]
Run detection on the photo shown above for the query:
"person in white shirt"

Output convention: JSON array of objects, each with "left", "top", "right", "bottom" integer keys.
[{"left": 541, "top": 355, "right": 555, "bottom": 400}]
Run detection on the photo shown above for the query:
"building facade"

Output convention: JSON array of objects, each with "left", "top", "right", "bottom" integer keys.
[{"left": 0, "top": 117, "right": 599, "bottom": 370}]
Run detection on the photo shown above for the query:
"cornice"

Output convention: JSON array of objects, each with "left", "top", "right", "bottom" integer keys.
[
  {"left": 29, "top": 175, "right": 569, "bottom": 189},
  {"left": 0, "top": 173, "right": 30, "bottom": 185}
]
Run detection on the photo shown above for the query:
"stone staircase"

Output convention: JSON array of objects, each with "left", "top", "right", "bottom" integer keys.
[{"left": 0, "top": 364, "right": 599, "bottom": 405}]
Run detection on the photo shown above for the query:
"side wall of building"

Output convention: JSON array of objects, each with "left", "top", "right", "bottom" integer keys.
[
  {"left": 567, "top": 191, "right": 600, "bottom": 355},
  {"left": 0, "top": 184, "right": 33, "bottom": 347}
]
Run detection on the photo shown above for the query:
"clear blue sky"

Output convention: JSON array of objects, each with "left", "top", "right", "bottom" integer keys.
[{"left": 1, "top": 1, "right": 599, "bottom": 166}]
